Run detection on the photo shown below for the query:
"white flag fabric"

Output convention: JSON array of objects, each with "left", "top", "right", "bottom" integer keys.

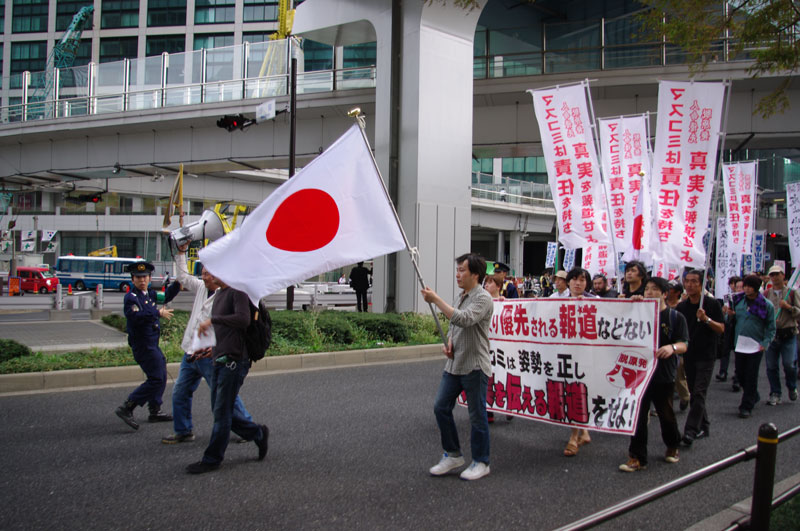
[
  {"left": 21, "top": 230, "right": 35, "bottom": 241},
  {"left": 787, "top": 182, "right": 800, "bottom": 267},
  {"left": 722, "top": 162, "right": 757, "bottom": 256},
  {"left": 198, "top": 124, "right": 406, "bottom": 304},
  {"left": 598, "top": 115, "right": 652, "bottom": 258},
  {"left": 651, "top": 80, "right": 725, "bottom": 267},
  {"left": 715, "top": 217, "right": 741, "bottom": 299},
  {"left": 44, "top": 241, "right": 58, "bottom": 253},
  {"left": 544, "top": 242, "right": 557, "bottom": 268},
  {"left": 20, "top": 241, "right": 35, "bottom": 252},
  {"left": 41, "top": 230, "right": 57, "bottom": 242},
  {"left": 529, "top": 83, "right": 610, "bottom": 249},
  {"left": 581, "top": 243, "right": 616, "bottom": 278},
  {"left": 0, "top": 240, "right": 11, "bottom": 252},
  {"left": 563, "top": 248, "right": 576, "bottom": 271},
  {"left": 652, "top": 261, "right": 680, "bottom": 281}
]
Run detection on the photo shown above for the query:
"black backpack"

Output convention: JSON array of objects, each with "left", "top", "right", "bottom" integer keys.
[{"left": 245, "top": 300, "right": 272, "bottom": 362}]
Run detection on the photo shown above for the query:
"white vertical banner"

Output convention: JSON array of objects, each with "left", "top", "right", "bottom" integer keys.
[
  {"left": 653, "top": 261, "right": 680, "bottom": 280},
  {"left": 753, "top": 230, "right": 766, "bottom": 273},
  {"left": 563, "top": 248, "right": 576, "bottom": 271},
  {"left": 44, "top": 241, "right": 58, "bottom": 253},
  {"left": 545, "top": 242, "right": 558, "bottom": 268},
  {"left": 598, "top": 115, "right": 652, "bottom": 258},
  {"left": 651, "top": 80, "right": 726, "bottom": 267},
  {"left": 41, "top": 230, "right": 57, "bottom": 242},
  {"left": 715, "top": 217, "right": 741, "bottom": 299},
  {"left": 581, "top": 243, "right": 616, "bottom": 278},
  {"left": 20, "top": 241, "right": 35, "bottom": 252},
  {"left": 21, "top": 230, "right": 35, "bottom": 241},
  {"left": 723, "top": 162, "right": 757, "bottom": 256},
  {"left": 529, "top": 83, "right": 610, "bottom": 249},
  {"left": 787, "top": 181, "right": 800, "bottom": 267}
]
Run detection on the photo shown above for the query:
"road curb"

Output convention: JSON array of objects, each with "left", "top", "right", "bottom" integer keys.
[{"left": 0, "top": 344, "right": 442, "bottom": 394}]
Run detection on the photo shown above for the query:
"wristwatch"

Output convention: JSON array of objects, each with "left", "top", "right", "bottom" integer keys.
[{"left": 671, "top": 344, "right": 677, "bottom": 353}]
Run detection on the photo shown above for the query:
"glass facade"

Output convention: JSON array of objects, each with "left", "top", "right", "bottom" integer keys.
[
  {"left": 100, "top": 0, "right": 139, "bottom": 29},
  {"left": 193, "top": 33, "right": 234, "bottom": 51},
  {"left": 56, "top": 1, "right": 93, "bottom": 31},
  {"left": 99, "top": 37, "right": 138, "bottom": 63},
  {"left": 243, "top": 32, "right": 271, "bottom": 44},
  {"left": 147, "top": 0, "right": 187, "bottom": 27},
  {"left": 195, "top": 0, "right": 235, "bottom": 25},
  {"left": 243, "top": 0, "right": 279, "bottom": 23},
  {"left": 146, "top": 35, "right": 185, "bottom": 56},
  {"left": 12, "top": 0, "right": 49, "bottom": 33},
  {"left": 10, "top": 41, "right": 46, "bottom": 87},
  {"left": 343, "top": 42, "right": 376, "bottom": 68},
  {"left": 302, "top": 39, "right": 332, "bottom": 71}
]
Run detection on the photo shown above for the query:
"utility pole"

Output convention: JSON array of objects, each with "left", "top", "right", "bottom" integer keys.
[{"left": 285, "top": 51, "right": 298, "bottom": 311}]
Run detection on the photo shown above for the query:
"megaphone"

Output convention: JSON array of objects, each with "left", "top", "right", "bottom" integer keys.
[{"left": 168, "top": 209, "right": 227, "bottom": 252}]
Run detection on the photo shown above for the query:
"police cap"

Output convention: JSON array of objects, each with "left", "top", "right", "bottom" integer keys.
[
  {"left": 128, "top": 261, "right": 155, "bottom": 277},
  {"left": 493, "top": 262, "right": 511, "bottom": 273}
]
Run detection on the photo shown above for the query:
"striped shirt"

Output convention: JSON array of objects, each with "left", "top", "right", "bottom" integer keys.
[{"left": 444, "top": 285, "right": 494, "bottom": 376}]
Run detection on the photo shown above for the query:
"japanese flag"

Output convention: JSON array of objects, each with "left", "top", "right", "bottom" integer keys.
[{"left": 199, "top": 124, "right": 406, "bottom": 304}]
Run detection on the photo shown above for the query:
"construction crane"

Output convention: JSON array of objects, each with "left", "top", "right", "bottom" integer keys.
[
  {"left": 30, "top": 6, "right": 94, "bottom": 118},
  {"left": 88, "top": 246, "right": 118, "bottom": 257},
  {"left": 257, "top": 0, "right": 295, "bottom": 80}
]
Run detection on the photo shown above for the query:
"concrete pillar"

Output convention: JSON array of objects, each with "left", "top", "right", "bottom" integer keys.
[
  {"left": 492, "top": 157, "right": 503, "bottom": 185},
  {"left": 497, "top": 231, "right": 505, "bottom": 264},
  {"left": 510, "top": 230, "right": 523, "bottom": 277},
  {"left": 294, "top": 0, "right": 485, "bottom": 312}
]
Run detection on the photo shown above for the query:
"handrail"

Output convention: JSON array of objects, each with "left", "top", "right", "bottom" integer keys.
[{"left": 556, "top": 423, "right": 800, "bottom": 531}]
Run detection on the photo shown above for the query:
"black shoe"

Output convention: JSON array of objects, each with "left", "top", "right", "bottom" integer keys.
[
  {"left": 115, "top": 401, "right": 139, "bottom": 430},
  {"left": 162, "top": 432, "right": 195, "bottom": 444},
  {"left": 679, "top": 400, "right": 689, "bottom": 411},
  {"left": 681, "top": 434, "right": 694, "bottom": 447},
  {"left": 148, "top": 409, "right": 173, "bottom": 423},
  {"left": 256, "top": 424, "right": 269, "bottom": 461},
  {"left": 186, "top": 461, "right": 220, "bottom": 474},
  {"left": 732, "top": 383, "right": 741, "bottom": 392},
  {"left": 738, "top": 409, "right": 752, "bottom": 419}
]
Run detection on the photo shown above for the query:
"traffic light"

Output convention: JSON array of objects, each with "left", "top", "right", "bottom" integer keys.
[
  {"left": 89, "top": 193, "right": 102, "bottom": 203},
  {"left": 767, "top": 232, "right": 783, "bottom": 239},
  {"left": 75, "top": 193, "right": 103, "bottom": 203},
  {"left": 217, "top": 114, "right": 248, "bottom": 132}
]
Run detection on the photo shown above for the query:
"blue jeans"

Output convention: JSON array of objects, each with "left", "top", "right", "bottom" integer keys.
[
  {"left": 202, "top": 359, "right": 264, "bottom": 465},
  {"left": 766, "top": 335, "right": 798, "bottom": 397},
  {"left": 172, "top": 353, "right": 252, "bottom": 436},
  {"left": 433, "top": 370, "right": 490, "bottom": 465}
]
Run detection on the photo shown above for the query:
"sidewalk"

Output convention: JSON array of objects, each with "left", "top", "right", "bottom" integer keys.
[{"left": 0, "top": 319, "right": 128, "bottom": 353}]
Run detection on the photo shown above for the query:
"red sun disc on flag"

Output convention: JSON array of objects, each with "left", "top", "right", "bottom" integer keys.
[{"left": 266, "top": 189, "right": 340, "bottom": 252}]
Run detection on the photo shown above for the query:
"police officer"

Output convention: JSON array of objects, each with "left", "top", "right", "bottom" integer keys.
[
  {"left": 493, "top": 262, "right": 519, "bottom": 299},
  {"left": 115, "top": 261, "right": 180, "bottom": 430}
]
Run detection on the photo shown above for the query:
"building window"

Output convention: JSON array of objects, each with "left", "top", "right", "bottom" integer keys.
[
  {"left": 146, "top": 35, "right": 185, "bottom": 56},
  {"left": 55, "top": 39, "right": 91, "bottom": 87},
  {"left": 147, "top": 0, "right": 186, "bottom": 27},
  {"left": 99, "top": 37, "right": 138, "bottom": 63},
  {"left": 243, "top": 32, "right": 272, "bottom": 44},
  {"left": 302, "top": 39, "right": 332, "bottom": 71},
  {"left": 101, "top": 0, "right": 139, "bottom": 29},
  {"left": 195, "top": 0, "right": 235, "bottom": 25},
  {"left": 10, "top": 41, "right": 47, "bottom": 88},
  {"left": 13, "top": 0, "right": 49, "bottom": 33},
  {"left": 193, "top": 33, "right": 234, "bottom": 50},
  {"left": 56, "top": 1, "right": 93, "bottom": 31},
  {"left": 194, "top": 34, "right": 234, "bottom": 81},
  {"left": 342, "top": 42, "right": 376, "bottom": 68},
  {"left": 243, "top": 0, "right": 279, "bottom": 23},
  {"left": 1, "top": 0, "right": 6, "bottom": 34}
]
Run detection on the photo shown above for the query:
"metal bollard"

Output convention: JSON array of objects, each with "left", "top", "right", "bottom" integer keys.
[
  {"left": 750, "top": 422, "right": 779, "bottom": 530},
  {"left": 55, "top": 283, "right": 63, "bottom": 310},
  {"left": 95, "top": 285, "right": 104, "bottom": 310}
]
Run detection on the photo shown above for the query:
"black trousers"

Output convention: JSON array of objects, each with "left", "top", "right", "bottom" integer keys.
[
  {"left": 735, "top": 351, "right": 763, "bottom": 412},
  {"left": 355, "top": 289, "right": 368, "bottom": 312},
  {"left": 629, "top": 381, "right": 682, "bottom": 466},
  {"left": 684, "top": 357, "right": 715, "bottom": 437}
]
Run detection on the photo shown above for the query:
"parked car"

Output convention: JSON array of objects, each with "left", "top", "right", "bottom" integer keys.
[{"left": 18, "top": 266, "right": 60, "bottom": 294}]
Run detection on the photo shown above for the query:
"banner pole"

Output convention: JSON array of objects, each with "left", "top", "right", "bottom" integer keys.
[
  {"left": 700, "top": 79, "right": 733, "bottom": 310},
  {"left": 349, "top": 110, "right": 448, "bottom": 345},
  {"left": 584, "top": 79, "right": 623, "bottom": 295}
]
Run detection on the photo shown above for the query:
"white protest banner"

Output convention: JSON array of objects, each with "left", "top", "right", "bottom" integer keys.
[
  {"left": 41, "top": 230, "right": 57, "bottom": 242},
  {"left": 0, "top": 240, "right": 11, "bottom": 252},
  {"left": 722, "top": 162, "right": 757, "bottom": 255},
  {"left": 598, "top": 115, "right": 652, "bottom": 258},
  {"left": 752, "top": 230, "right": 766, "bottom": 273},
  {"left": 460, "top": 298, "right": 659, "bottom": 435},
  {"left": 653, "top": 261, "right": 680, "bottom": 280},
  {"left": 715, "top": 217, "right": 741, "bottom": 299},
  {"left": 563, "top": 248, "right": 576, "bottom": 271},
  {"left": 582, "top": 243, "right": 616, "bottom": 278},
  {"left": 44, "top": 241, "right": 58, "bottom": 253},
  {"left": 20, "top": 241, "right": 35, "bottom": 252},
  {"left": 21, "top": 230, "right": 35, "bottom": 241},
  {"left": 651, "top": 80, "right": 726, "bottom": 267},
  {"left": 545, "top": 242, "right": 557, "bottom": 268},
  {"left": 787, "top": 181, "right": 800, "bottom": 267},
  {"left": 529, "top": 83, "right": 610, "bottom": 249}
]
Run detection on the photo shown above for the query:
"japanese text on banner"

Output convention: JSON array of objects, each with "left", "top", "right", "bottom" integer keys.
[
  {"left": 787, "top": 182, "right": 800, "bottom": 267},
  {"left": 722, "top": 162, "right": 757, "bottom": 256},
  {"left": 581, "top": 243, "right": 616, "bottom": 278},
  {"left": 460, "top": 299, "right": 659, "bottom": 435},
  {"left": 715, "top": 217, "right": 741, "bottom": 299}
]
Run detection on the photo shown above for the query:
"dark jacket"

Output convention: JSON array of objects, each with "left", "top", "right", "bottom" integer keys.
[{"left": 211, "top": 287, "right": 251, "bottom": 361}]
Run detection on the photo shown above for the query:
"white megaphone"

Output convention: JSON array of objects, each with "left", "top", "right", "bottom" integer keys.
[{"left": 168, "top": 209, "right": 227, "bottom": 252}]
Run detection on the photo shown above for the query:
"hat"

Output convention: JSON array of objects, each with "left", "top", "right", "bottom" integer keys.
[
  {"left": 668, "top": 280, "right": 683, "bottom": 291},
  {"left": 555, "top": 270, "right": 567, "bottom": 280},
  {"left": 493, "top": 262, "right": 511, "bottom": 273},
  {"left": 127, "top": 261, "right": 155, "bottom": 277},
  {"left": 768, "top": 265, "right": 785, "bottom": 275}
]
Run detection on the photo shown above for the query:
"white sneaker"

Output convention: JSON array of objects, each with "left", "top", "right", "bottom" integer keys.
[
  {"left": 459, "top": 461, "right": 490, "bottom": 481},
  {"left": 429, "top": 453, "right": 465, "bottom": 476}
]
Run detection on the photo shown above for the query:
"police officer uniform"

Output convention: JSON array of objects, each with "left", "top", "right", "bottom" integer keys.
[
  {"left": 115, "top": 261, "right": 179, "bottom": 430},
  {"left": 493, "top": 262, "right": 519, "bottom": 299}
]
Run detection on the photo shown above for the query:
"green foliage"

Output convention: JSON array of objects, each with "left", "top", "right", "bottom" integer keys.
[
  {"left": 102, "top": 313, "right": 126, "bottom": 332},
  {"left": 315, "top": 312, "right": 355, "bottom": 344},
  {"left": 771, "top": 492, "right": 800, "bottom": 530},
  {"left": 0, "top": 339, "right": 33, "bottom": 363},
  {"left": 348, "top": 312, "right": 410, "bottom": 343}
]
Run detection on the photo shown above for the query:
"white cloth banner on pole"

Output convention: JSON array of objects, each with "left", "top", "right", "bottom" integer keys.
[
  {"left": 651, "top": 80, "right": 725, "bottom": 267},
  {"left": 0, "top": 240, "right": 11, "bottom": 252},
  {"left": 563, "top": 248, "right": 576, "bottom": 271},
  {"left": 198, "top": 124, "right": 407, "bottom": 304},
  {"left": 787, "top": 181, "right": 800, "bottom": 267},
  {"left": 458, "top": 299, "right": 659, "bottom": 435},
  {"left": 529, "top": 83, "right": 610, "bottom": 249},
  {"left": 753, "top": 230, "right": 766, "bottom": 274},
  {"left": 21, "top": 230, "right": 35, "bottom": 241},
  {"left": 722, "top": 162, "right": 757, "bottom": 255},
  {"left": 653, "top": 261, "right": 680, "bottom": 280},
  {"left": 20, "top": 241, "right": 35, "bottom": 252},
  {"left": 545, "top": 242, "right": 557, "bottom": 268},
  {"left": 41, "top": 230, "right": 57, "bottom": 242},
  {"left": 44, "top": 241, "right": 58, "bottom": 253},
  {"left": 582, "top": 243, "right": 616, "bottom": 278},
  {"left": 715, "top": 217, "right": 741, "bottom": 299},
  {"left": 598, "top": 115, "right": 652, "bottom": 258}
]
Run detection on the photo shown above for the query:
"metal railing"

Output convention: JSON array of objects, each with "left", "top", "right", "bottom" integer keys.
[
  {"left": 556, "top": 423, "right": 800, "bottom": 530},
  {"left": 471, "top": 171, "right": 554, "bottom": 207},
  {"left": 0, "top": 38, "right": 376, "bottom": 124}
]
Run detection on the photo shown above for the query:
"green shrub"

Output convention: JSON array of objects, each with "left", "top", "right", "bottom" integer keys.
[
  {"left": 102, "top": 313, "right": 126, "bottom": 332},
  {"left": 316, "top": 312, "right": 355, "bottom": 344},
  {"left": 270, "top": 310, "right": 312, "bottom": 342},
  {"left": 348, "top": 312, "right": 409, "bottom": 343},
  {"left": 0, "top": 339, "right": 33, "bottom": 363}
]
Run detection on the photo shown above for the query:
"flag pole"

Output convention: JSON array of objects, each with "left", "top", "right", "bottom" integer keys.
[
  {"left": 348, "top": 109, "right": 448, "bottom": 345},
  {"left": 700, "top": 79, "right": 732, "bottom": 310}
]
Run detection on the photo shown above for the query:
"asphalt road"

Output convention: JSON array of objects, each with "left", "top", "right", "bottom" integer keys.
[{"left": 1, "top": 359, "right": 798, "bottom": 531}]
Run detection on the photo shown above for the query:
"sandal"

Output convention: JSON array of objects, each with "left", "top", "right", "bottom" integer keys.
[
  {"left": 563, "top": 441, "right": 579, "bottom": 457},
  {"left": 578, "top": 436, "right": 591, "bottom": 447}
]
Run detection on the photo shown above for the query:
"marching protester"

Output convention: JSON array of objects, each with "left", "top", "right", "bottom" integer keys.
[
  {"left": 161, "top": 246, "right": 253, "bottom": 445},
  {"left": 620, "top": 261, "right": 647, "bottom": 298},
  {"left": 422, "top": 253, "right": 493, "bottom": 481},
  {"left": 666, "top": 281, "right": 683, "bottom": 308},
  {"left": 549, "top": 270, "right": 569, "bottom": 298},
  {"left": 115, "top": 261, "right": 181, "bottom": 430},
  {"left": 763, "top": 265, "right": 799, "bottom": 405},
  {"left": 718, "top": 276, "right": 743, "bottom": 384},
  {"left": 592, "top": 274, "right": 618, "bottom": 298},
  {"left": 619, "top": 276, "right": 688, "bottom": 472},
  {"left": 676, "top": 270, "right": 724, "bottom": 446},
  {"left": 726, "top": 274, "right": 776, "bottom": 418},
  {"left": 484, "top": 275, "right": 503, "bottom": 300},
  {"left": 186, "top": 277, "right": 269, "bottom": 474},
  {"left": 563, "top": 267, "right": 596, "bottom": 457}
]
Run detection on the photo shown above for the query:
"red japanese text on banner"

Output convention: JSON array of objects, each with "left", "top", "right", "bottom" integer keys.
[
  {"left": 715, "top": 217, "right": 741, "bottom": 299},
  {"left": 530, "top": 84, "right": 610, "bottom": 249},
  {"left": 722, "top": 162, "right": 757, "bottom": 256},
  {"left": 459, "top": 298, "right": 659, "bottom": 435},
  {"left": 598, "top": 115, "right": 652, "bottom": 258},
  {"left": 651, "top": 81, "right": 725, "bottom": 266},
  {"left": 581, "top": 243, "right": 616, "bottom": 279},
  {"left": 652, "top": 261, "right": 680, "bottom": 281},
  {"left": 787, "top": 182, "right": 800, "bottom": 267}
]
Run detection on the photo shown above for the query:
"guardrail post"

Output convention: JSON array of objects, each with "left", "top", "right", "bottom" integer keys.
[
  {"left": 55, "top": 283, "right": 63, "bottom": 310},
  {"left": 22, "top": 71, "right": 30, "bottom": 121},
  {"left": 95, "top": 284, "right": 103, "bottom": 310},
  {"left": 750, "top": 422, "right": 778, "bottom": 530}
]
